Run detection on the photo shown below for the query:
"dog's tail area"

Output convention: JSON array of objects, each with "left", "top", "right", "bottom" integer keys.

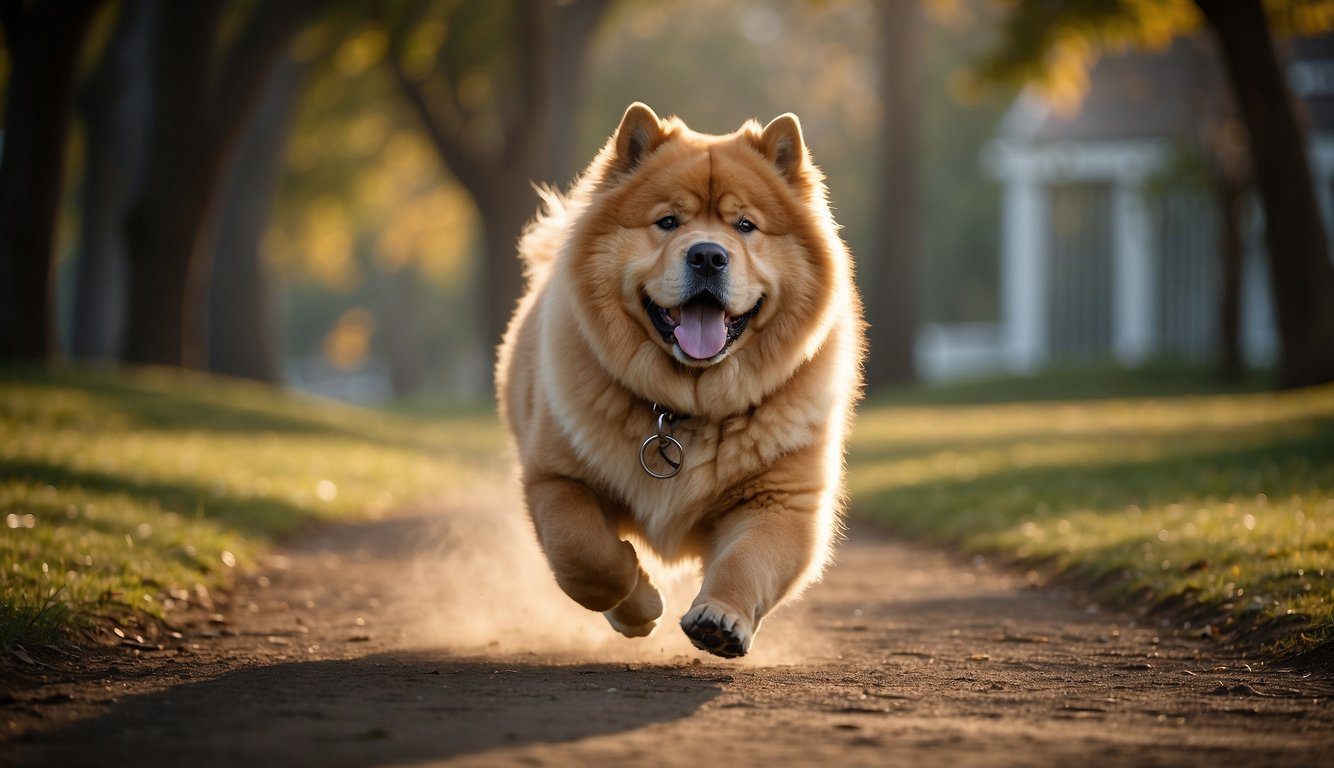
[{"left": 517, "top": 183, "right": 571, "bottom": 280}]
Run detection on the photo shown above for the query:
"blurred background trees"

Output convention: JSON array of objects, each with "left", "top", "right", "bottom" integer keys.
[
  {"left": 385, "top": 0, "right": 611, "bottom": 384},
  {"left": 123, "top": 0, "right": 328, "bottom": 368},
  {"left": 1, "top": 0, "right": 1332, "bottom": 400}
]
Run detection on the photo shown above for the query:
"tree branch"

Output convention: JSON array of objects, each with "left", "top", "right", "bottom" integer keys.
[
  {"left": 385, "top": 0, "right": 498, "bottom": 196},
  {"left": 388, "top": 53, "right": 492, "bottom": 199},
  {"left": 385, "top": 0, "right": 429, "bottom": 47},
  {"left": 207, "top": 0, "right": 329, "bottom": 156}
]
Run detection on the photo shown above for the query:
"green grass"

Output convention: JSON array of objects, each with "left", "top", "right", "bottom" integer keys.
[
  {"left": 0, "top": 365, "right": 503, "bottom": 649},
  {"left": 5, "top": 364, "right": 1332, "bottom": 661},
  {"left": 850, "top": 381, "right": 1334, "bottom": 657},
  {"left": 870, "top": 361, "right": 1273, "bottom": 406}
]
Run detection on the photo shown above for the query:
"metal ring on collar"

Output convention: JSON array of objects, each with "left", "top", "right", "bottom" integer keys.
[{"left": 639, "top": 433, "right": 684, "bottom": 479}]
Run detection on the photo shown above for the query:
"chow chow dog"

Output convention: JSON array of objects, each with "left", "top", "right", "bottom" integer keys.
[{"left": 497, "top": 103, "right": 864, "bottom": 658}]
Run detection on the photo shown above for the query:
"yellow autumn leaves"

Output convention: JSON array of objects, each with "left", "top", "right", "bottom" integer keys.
[{"left": 265, "top": 27, "right": 479, "bottom": 296}]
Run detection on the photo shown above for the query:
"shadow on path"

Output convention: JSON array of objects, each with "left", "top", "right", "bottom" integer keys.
[{"left": 17, "top": 653, "right": 724, "bottom": 768}]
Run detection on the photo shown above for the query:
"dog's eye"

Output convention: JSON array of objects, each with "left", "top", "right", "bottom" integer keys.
[
  {"left": 734, "top": 218, "right": 757, "bottom": 234},
  {"left": 655, "top": 215, "right": 677, "bottom": 231}
]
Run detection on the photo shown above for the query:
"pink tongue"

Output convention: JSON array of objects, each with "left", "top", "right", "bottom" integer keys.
[{"left": 675, "top": 301, "right": 728, "bottom": 359}]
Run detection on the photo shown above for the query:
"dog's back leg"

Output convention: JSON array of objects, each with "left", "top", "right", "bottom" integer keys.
[{"left": 526, "top": 476, "right": 664, "bottom": 637}]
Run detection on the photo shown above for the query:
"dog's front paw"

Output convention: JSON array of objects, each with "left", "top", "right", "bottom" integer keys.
[{"left": 680, "top": 603, "right": 752, "bottom": 658}]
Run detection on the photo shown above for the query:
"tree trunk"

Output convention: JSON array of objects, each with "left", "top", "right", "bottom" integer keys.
[
  {"left": 1216, "top": 180, "right": 1245, "bottom": 380},
  {"left": 0, "top": 0, "right": 105, "bottom": 361},
  {"left": 70, "top": 0, "right": 154, "bottom": 360},
  {"left": 123, "top": 0, "right": 224, "bottom": 367},
  {"left": 387, "top": 0, "right": 607, "bottom": 392},
  {"left": 865, "top": 0, "right": 923, "bottom": 388},
  {"left": 375, "top": 265, "right": 425, "bottom": 396},
  {"left": 207, "top": 56, "right": 307, "bottom": 383},
  {"left": 540, "top": 0, "right": 612, "bottom": 188},
  {"left": 480, "top": 190, "right": 535, "bottom": 358},
  {"left": 124, "top": 0, "right": 326, "bottom": 368},
  {"left": 1197, "top": 0, "right": 1334, "bottom": 388}
]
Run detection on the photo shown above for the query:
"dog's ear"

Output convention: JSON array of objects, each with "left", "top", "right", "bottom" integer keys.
[
  {"left": 613, "top": 102, "right": 665, "bottom": 173},
  {"left": 758, "top": 113, "right": 809, "bottom": 184}
]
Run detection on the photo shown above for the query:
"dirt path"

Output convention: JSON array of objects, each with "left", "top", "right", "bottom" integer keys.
[{"left": 5, "top": 492, "right": 1333, "bottom": 767}]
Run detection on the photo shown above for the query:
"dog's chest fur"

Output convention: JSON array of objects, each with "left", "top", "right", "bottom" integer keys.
[{"left": 538, "top": 310, "right": 832, "bottom": 561}]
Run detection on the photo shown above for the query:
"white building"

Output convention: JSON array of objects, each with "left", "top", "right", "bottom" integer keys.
[{"left": 918, "top": 35, "right": 1334, "bottom": 380}]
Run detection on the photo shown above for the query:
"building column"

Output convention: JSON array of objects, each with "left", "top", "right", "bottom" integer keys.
[
  {"left": 1111, "top": 177, "right": 1154, "bottom": 364},
  {"left": 1001, "top": 162, "right": 1047, "bottom": 372}
]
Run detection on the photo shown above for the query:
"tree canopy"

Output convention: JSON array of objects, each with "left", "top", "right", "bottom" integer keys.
[{"left": 971, "top": 0, "right": 1334, "bottom": 110}]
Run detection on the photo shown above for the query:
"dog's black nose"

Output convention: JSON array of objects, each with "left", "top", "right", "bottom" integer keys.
[{"left": 685, "top": 242, "right": 729, "bottom": 277}]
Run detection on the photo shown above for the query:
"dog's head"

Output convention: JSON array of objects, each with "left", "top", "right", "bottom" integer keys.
[{"left": 562, "top": 103, "right": 849, "bottom": 415}]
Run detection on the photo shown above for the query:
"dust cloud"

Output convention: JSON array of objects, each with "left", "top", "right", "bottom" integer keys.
[{"left": 396, "top": 476, "right": 819, "bottom": 666}]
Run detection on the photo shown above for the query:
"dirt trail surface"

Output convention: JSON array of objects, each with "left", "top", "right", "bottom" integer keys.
[{"left": 5, "top": 493, "right": 1333, "bottom": 767}]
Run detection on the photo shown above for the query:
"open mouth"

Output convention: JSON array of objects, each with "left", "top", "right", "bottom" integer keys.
[{"left": 644, "top": 291, "right": 763, "bottom": 361}]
